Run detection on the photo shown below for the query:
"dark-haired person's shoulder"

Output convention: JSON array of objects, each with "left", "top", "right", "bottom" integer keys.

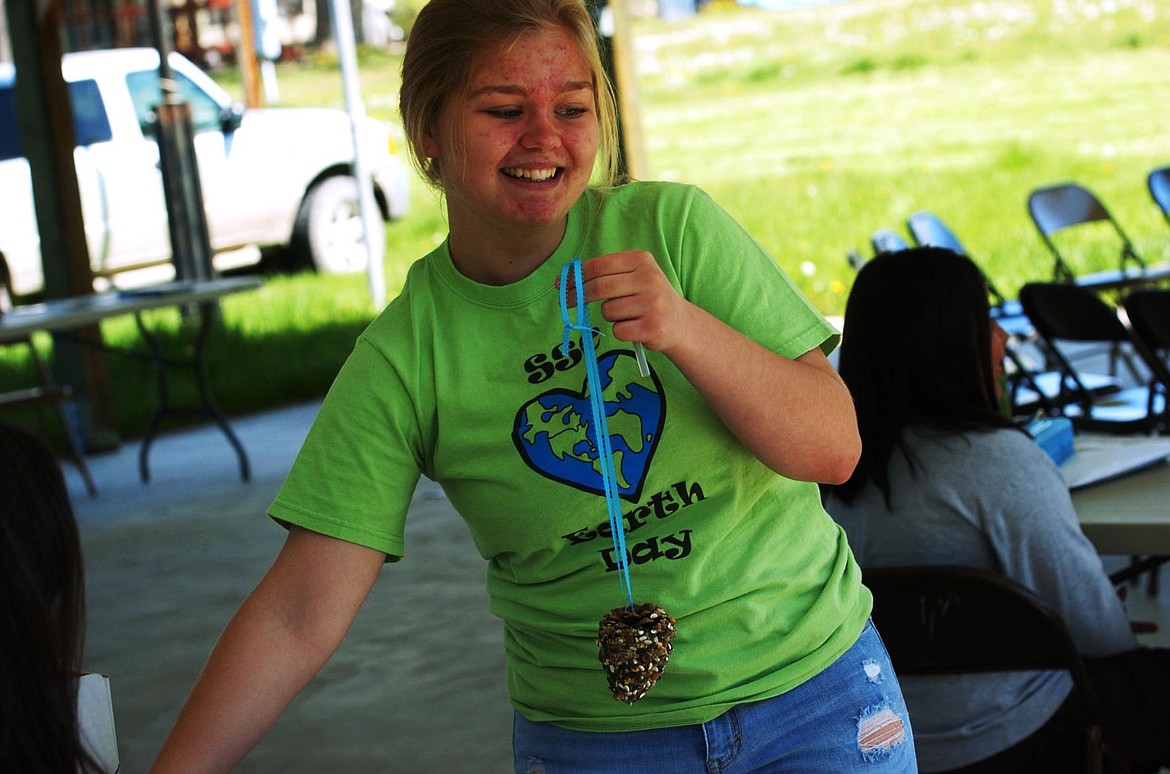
[
  {"left": 912, "top": 424, "right": 1061, "bottom": 480},
  {"left": 967, "top": 424, "right": 1064, "bottom": 479}
]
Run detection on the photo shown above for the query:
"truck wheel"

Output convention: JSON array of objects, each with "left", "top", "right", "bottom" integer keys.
[{"left": 291, "top": 176, "right": 381, "bottom": 274}]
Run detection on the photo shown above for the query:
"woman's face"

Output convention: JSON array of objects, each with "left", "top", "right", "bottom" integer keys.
[
  {"left": 991, "top": 318, "right": 1010, "bottom": 399},
  {"left": 425, "top": 26, "right": 600, "bottom": 244}
]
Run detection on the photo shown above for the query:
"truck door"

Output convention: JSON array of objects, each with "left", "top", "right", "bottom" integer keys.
[
  {"left": 125, "top": 68, "right": 272, "bottom": 252},
  {"left": 84, "top": 71, "right": 172, "bottom": 275}
]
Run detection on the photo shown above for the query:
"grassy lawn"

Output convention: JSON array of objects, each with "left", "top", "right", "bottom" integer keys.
[
  {"left": 240, "top": 0, "right": 1169, "bottom": 313},
  {"left": 628, "top": 0, "right": 1170, "bottom": 311},
  {"left": 6, "top": 0, "right": 1169, "bottom": 442}
]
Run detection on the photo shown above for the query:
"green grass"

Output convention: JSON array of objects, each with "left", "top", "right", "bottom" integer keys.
[
  {"left": 234, "top": 0, "right": 1170, "bottom": 316},
  {"left": 6, "top": 0, "right": 1170, "bottom": 443},
  {"left": 627, "top": 0, "right": 1170, "bottom": 311}
]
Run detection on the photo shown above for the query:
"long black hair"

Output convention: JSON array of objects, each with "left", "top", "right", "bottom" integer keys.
[
  {"left": 830, "top": 247, "right": 1015, "bottom": 507},
  {"left": 0, "top": 422, "right": 100, "bottom": 772}
]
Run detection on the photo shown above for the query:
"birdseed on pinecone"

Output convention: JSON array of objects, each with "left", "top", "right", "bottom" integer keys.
[{"left": 596, "top": 602, "right": 677, "bottom": 704}]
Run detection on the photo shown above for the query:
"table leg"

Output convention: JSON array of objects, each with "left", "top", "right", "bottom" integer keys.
[
  {"left": 1108, "top": 555, "right": 1170, "bottom": 587},
  {"left": 134, "top": 304, "right": 251, "bottom": 483}
]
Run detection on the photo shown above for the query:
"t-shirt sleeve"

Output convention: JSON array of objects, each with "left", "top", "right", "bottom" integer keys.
[
  {"left": 671, "top": 186, "right": 838, "bottom": 359},
  {"left": 268, "top": 334, "right": 424, "bottom": 560}
]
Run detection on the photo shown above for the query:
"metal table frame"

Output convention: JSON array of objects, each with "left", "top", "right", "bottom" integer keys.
[{"left": 0, "top": 277, "right": 262, "bottom": 484}]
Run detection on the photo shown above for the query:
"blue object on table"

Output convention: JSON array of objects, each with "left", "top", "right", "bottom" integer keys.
[{"left": 1026, "top": 417, "right": 1075, "bottom": 466}]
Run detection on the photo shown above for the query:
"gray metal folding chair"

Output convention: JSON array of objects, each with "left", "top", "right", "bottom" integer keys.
[
  {"left": 1027, "top": 182, "right": 1170, "bottom": 292},
  {"left": 870, "top": 228, "right": 909, "bottom": 256},
  {"left": 1149, "top": 166, "right": 1170, "bottom": 227},
  {"left": 906, "top": 211, "right": 1120, "bottom": 418},
  {"left": 0, "top": 339, "right": 98, "bottom": 497},
  {"left": 1020, "top": 281, "right": 1169, "bottom": 434},
  {"left": 1125, "top": 289, "right": 1170, "bottom": 361},
  {"left": 0, "top": 255, "right": 97, "bottom": 496},
  {"left": 864, "top": 565, "right": 1112, "bottom": 774},
  {"left": 906, "top": 210, "right": 1015, "bottom": 314}
]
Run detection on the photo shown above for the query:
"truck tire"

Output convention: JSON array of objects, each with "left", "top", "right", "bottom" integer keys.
[{"left": 290, "top": 175, "right": 380, "bottom": 274}]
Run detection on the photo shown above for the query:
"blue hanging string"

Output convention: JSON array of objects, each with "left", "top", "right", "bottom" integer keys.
[{"left": 559, "top": 258, "right": 635, "bottom": 611}]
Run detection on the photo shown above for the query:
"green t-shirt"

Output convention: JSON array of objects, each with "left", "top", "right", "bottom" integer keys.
[{"left": 269, "top": 181, "right": 870, "bottom": 731}]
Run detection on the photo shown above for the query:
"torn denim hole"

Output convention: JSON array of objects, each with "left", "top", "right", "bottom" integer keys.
[
  {"left": 524, "top": 756, "right": 546, "bottom": 774},
  {"left": 862, "top": 658, "right": 883, "bottom": 683},
  {"left": 857, "top": 703, "right": 907, "bottom": 761}
]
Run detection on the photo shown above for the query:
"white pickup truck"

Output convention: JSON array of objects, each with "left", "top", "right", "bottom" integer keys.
[{"left": 0, "top": 47, "right": 410, "bottom": 298}]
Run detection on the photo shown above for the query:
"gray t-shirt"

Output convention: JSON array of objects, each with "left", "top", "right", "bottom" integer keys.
[{"left": 822, "top": 425, "right": 1136, "bottom": 771}]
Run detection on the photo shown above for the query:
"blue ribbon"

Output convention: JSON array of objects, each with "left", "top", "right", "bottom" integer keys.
[{"left": 559, "top": 258, "right": 635, "bottom": 610}]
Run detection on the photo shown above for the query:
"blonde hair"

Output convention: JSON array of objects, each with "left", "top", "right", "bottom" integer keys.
[{"left": 399, "top": 0, "right": 620, "bottom": 190}]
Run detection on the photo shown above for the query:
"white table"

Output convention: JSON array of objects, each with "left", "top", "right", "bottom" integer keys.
[
  {"left": 0, "top": 278, "right": 261, "bottom": 339},
  {"left": 1072, "top": 460, "right": 1170, "bottom": 557},
  {"left": 0, "top": 277, "right": 262, "bottom": 483},
  {"left": 1066, "top": 432, "right": 1170, "bottom": 587}
]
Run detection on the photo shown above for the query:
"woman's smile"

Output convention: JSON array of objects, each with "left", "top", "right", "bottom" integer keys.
[{"left": 501, "top": 166, "right": 561, "bottom": 182}]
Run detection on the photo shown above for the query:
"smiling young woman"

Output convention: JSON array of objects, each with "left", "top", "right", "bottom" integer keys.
[{"left": 151, "top": 3, "right": 909, "bottom": 773}]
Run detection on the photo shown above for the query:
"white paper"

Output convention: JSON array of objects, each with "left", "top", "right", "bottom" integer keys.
[
  {"left": 77, "top": 673, "right": 119, "bottom": 773},
  {"left": 1059, "top": 434, "right": 1170, "bottom": 490}
]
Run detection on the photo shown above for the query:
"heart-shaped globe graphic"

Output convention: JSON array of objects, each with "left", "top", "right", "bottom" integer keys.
[{"left": 513, "top": 350, "right": 665, "bottom": 502}]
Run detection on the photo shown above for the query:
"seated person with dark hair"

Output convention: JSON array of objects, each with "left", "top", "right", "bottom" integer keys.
[
  {"left": 0, "top": 422, "right": 105, "bottom": 772},
  {"left": 822, "top": 247, "right": 1170, "bottom": 773}
]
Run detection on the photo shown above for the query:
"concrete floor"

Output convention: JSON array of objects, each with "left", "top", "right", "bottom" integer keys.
[
  {"left": 67, "top": 399, "right": 1170, "bottom": 773},
  {"left": 70, "top": 401, "right": 514, "bottom": 773}
]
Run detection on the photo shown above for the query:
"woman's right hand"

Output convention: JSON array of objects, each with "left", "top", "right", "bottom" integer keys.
[
  {"left": 151, "top": 526, "right": 386, "bottom": 773},
  {"left": 565, "top": 250, "right": 860, "bottom": 484},
  {"left": 563, "top": 250, "right": 690, "bottom": 354}
]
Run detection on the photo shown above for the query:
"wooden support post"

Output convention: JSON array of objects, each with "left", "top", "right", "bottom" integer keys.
[
  {"left": 587, "top": 0, "right": 647, "bottom": 181},
  {"left": 607, "top": 0, "right": 647, "bottom": 180},
  {"left": 5, "top": 0, "right": 118, "bottom": 444},
  {"left": 235, "top": 0, "right": 263, "bottom": 108}
]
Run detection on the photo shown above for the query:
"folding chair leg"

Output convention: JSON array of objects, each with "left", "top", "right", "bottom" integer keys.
[
  {"left": 51, "top": 399, "right": 98, "bottom": 498},
  {"left": 1087, "top": 724, "right": 1103, "bottom": 774},
  {"left": 25, "top": 339, "right": 99, "bottom": 497}
]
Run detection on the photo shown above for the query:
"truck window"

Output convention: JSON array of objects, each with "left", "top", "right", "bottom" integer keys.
[
  {"left": 69, "top": 79, "right": 114, "bottom": 146},
  {"left": 126, "top": 69, "right": 226, "bottom": 136},
  {"left": 0, "top": 78, "right": 113, "bottom": 162}
]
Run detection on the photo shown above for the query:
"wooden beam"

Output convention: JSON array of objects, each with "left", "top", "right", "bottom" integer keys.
[
  {"left": 607, "top": 0, "right": 647, "bottom": 180},
  {"left": 5, "top": 0, "right": 117, "bottom": 440},
  {"left": 235, "top": 0, "right": 263, "bottom": 108},
  {"left": 8, "top": 1, "right": 92, "bottom": 300}
]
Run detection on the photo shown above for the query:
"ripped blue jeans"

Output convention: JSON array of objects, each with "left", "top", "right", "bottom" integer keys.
[{"left": 512, "top": 618, "right": 917, "bottom": 773}]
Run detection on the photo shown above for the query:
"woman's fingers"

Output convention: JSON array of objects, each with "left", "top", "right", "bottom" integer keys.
[
  {"left": 556, "top": 251, "right": 648, "bottom": 308},
  {"left": 555, "top": 252, "right": 685, "bottom": 351}
]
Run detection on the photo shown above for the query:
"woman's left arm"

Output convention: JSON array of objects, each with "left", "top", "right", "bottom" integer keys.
[{"left": 580, "top": 250, "right": 860, "bottom": 483}]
